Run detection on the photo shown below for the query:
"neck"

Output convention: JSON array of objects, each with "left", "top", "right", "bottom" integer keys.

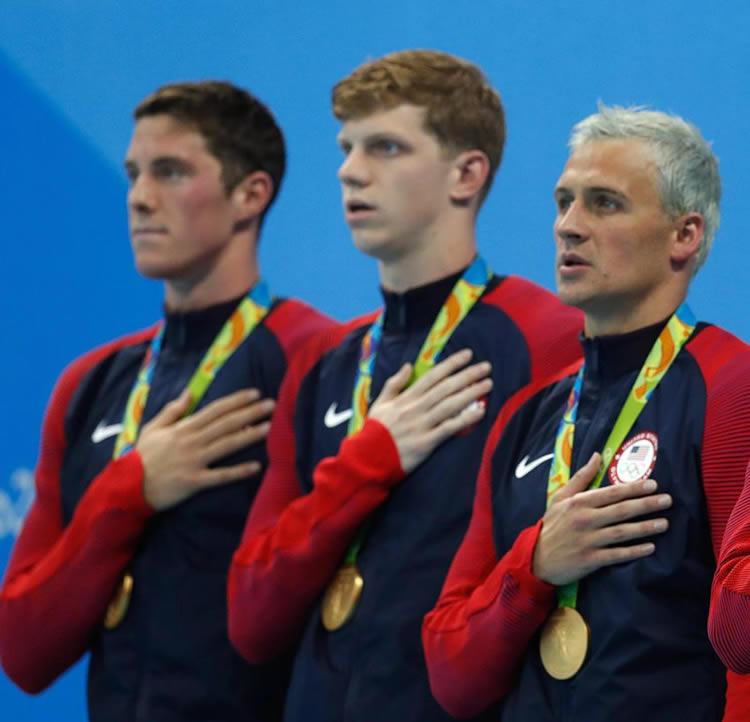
[
  {"left": 163, "top": 228, "right": 261, "bottom": 312},
  {"left": 165, "top": 272, "right": 258, "bottom": 312},
  {"left": 378, "top": 232, "right": 477, "bottom": 293},
  {"left": 583, "top": 290, "right": 687, "bottom": 337}
]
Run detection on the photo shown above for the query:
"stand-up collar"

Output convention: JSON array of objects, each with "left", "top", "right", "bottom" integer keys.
[
  {"left": 581, "top": 315, "right": 673, "bottom": 384},
  {"left": 380, "top": 269, "right": 467, "bottom": 333},
  {"left": 161, "top": 291, "right": 249, "bottom": 351}
]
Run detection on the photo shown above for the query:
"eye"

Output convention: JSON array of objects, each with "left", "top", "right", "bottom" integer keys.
[
  {"left": 369, "top": 138, "right": 403, "bottom": 156},
  {"left": 555, "top": 193, "right": 573, "bottom": 213},
  {"left": 339, "top": 141, "right": 353, "bottom": 156},
  {"left": 152, "top": 159, "right": 190, "bottom": 182},
  {"left": 592, "top": 192, "right": 622, "bottom": 212},
  {"left": 124, "top": 163, "right": 138, "bottom": 185}
]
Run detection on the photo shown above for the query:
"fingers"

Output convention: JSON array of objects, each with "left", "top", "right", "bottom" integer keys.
[
  {"left": 593, "top": 516, "right": 669, "bottom": 547},
  {"left": 148, "top": 389, "right": 192, "bottom": 429},
  {"left": 551, "top": 453, "right": 601, "bottom": 503},
  {"left": 194, "top": 397, "right": 276, "bottom": 447},
  {"left": 588, "top": 542, "right": 657, "bottom": 568},
  {"left": 376, "top": 364, "right": 412, "bottom": 405},
  {"left": 424, "top": 374, "right": 493, "bottom": 429},
  {"left": 592, "top": 487, "right": 672, "bottom": 527},
  {"left": 196, "top": 460, "right": 263, "bottom": 486},
  {"left": 181, "top": 388, "right": 261, "bottom": 430},
  {"left": 424, "top": 394, "right": 489, "bottom": 447},
  {"left": 586, "top": 477, "right": 666, "bottom": 509},
  {"left": 203, "top": 421, "right": 271, "bottom": 463},
  {"left": 535, "top": 467, "right": 673, "bottom": 585},
  {"left": 405, "top": 349, "right": 474, "bottom": 398},
  {"left": 421, "top": 360, "right": 491, "bottom": 413}
]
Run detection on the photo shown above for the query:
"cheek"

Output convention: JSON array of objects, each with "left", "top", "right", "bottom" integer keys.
[
  {"left": 176, "top": 186, "right": 230, "bottom": 228},
  {"left": 398, "top": 170, "right": 445, "bottom": 215}
]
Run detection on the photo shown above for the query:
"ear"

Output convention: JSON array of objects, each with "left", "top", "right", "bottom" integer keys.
[
  {"left": 670, "top": 212, "right": 704, "bottom": 266},
  {"left": 449, "top": 150, "right": 490, "bottom": 207},
  {"left": 230, "top": 170, "right": 274, "bottom": 224}
]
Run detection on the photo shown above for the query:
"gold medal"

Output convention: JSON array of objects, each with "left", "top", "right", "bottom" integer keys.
[
  {"left": 539, "top": 607, "right": 590, "bottom": 680},
  {"left": 321, "top": 563, "right": 364, "bottom": 631},
  {"left": 103, "top": 573, "right": 134, "bottom": 630}
]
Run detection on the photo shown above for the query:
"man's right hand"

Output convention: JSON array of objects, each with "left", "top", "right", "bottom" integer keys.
[
  {"left": 136, "top": 388, "right": 275, "bottom": 511},
  {"left": 532, "top": 452, "right": 673, "bottom": 586},
  {"left": 369, "top": 349, "right": 492, "bottom": 474}
]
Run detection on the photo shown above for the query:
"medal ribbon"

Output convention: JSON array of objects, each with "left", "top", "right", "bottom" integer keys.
[
  {"left": 343, "top": 256, "right": 492, "bottom": 565},
  {"left": 113, "top": 280, "right": 273, "bottom": 458},
  {"left": 547, "top": 304, "right": 696, "bottom": 609}
]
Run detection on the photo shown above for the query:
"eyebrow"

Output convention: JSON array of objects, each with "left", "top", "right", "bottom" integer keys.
[
  {"left": 586, "top": 185, "right": 628, "bottom": 198},
  {"left": 554, "top": 184, "right": 628, "bottom": 198},
  {"left": 123, "top": 155, "right": 193, "bottom": 169},
  {"left": 337, "top": 130, "right": 408, "bottom": 147}
]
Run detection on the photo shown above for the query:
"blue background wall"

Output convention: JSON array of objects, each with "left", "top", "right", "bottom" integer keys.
[{"left": 1, "top": 2, "right": 748, "bottom": 718}]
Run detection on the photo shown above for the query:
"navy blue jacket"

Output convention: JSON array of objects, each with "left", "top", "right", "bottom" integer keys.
[
  {"left": 229, "top": 272, "right": 583, "bottom": 722},
  {"left": 0, "top": 295, "right": 333, "bottom": 722},
  {"left": 423, "top": 318, "right": 750, "bottom": 722}
]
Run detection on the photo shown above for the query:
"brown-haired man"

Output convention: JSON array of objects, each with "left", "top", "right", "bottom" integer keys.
[
  {"left": 228, "top": 50, "right": 582, "bottom": 721},
  {"left": 0, "top": 81, "right": 333, "bottom": 721}
]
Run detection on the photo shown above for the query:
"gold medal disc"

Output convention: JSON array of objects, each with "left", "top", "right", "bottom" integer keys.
[
  {"left": 539, "top": 607, "right": 590, "bottom": 680},
  {"left": 104, "top": 573, "right": 134, "bottom": 630},
  {"left": 321, "top": 564, "right": 364, "bottom": 631}
]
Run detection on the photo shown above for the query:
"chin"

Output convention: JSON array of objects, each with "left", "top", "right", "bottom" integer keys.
[
  {"left": 133, "top": 256, "right": 182, "bottom": 281},
  {"left": 555, "top": 285, "right": 590, "bottom": 311},
  {"left": 350, "top": 232, "right": 395, "bottom": 260}
]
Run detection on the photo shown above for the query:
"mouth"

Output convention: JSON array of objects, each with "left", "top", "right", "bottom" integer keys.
[
  {"left": 344, "top": 199, "right": 377, "bottom": 224},
  {"left": 557, "top": 252, "right": 591, "bottom": 278},
  {"left": 131, "top": 226, "right": 167, "bottom": 239}
]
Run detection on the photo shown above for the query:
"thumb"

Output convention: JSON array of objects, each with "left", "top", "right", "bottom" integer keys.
[
  {"left": 554, "top": 452, "right": 601, "bottom": 502},
  {"left": 150, "top": 389, "right": 192, "bottom": 428}
]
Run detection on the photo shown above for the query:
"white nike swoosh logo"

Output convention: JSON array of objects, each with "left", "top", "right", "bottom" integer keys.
[
  {"left": 91, "top": 422, "right": 124, "bottom": 444},
  {"left": 324, "top": 403, "right": 353, "bottom": 428},
  {"left": 514, "top": 453, "right": 554, "bottom": 478}
]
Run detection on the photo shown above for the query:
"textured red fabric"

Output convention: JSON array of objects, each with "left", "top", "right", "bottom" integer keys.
[
  {"left": 0, "top": 327, "right": 157, "bottom": 693},
  {"left": 481, "top": 277, "right": 583, "bottom": 382},
  {"left": 264, "top": 299, "right": 335, "bottom": 364},
  {"left": 707, "top": 349, "right": 750, "bottom": 675}
]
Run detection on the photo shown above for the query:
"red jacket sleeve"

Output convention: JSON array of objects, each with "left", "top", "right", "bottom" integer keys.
[
  {"left": 0, "top": 333, "right": 156, "bottom": 694},
  {"left": 688, "top": 333, "right": 750, "bottom": 722},
  {"left": 422, "top": 374, "right": 572, "bottom": 719},
  {"left": 227, "top": 323, "right": 405, "bottom": 663},
  {"left": 703, "top": 347, "right": 750, "bottom": 677}
]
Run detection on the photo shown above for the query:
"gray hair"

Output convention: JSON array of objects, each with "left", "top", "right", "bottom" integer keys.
[{"left": 569, "top": 104, "right": 720, "bottom": 272}]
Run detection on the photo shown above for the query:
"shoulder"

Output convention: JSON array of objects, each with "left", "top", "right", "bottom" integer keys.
[
  {"left": 54, "top": 325, "right": 158, "bottom": 400},
  {"left": 263, "top": 298, "right": 338, "bottom": 362},
  {"left": 685, "top": 324, "right": 750, "bottom": 442},
  {"left": 481, "top": 276, "right": 582, "bottom": 331},
  {"left": 41, "top": 324, "right": 159, "bottom": 441},
  {"left": 480, "top": 275, "right": 584, "bottom": 380},
  {"left": 686, "top": 323, "right": 750, "bottom": 390},
  {"left": 278, "top": 309, "right": 377, "bottom": 395}
]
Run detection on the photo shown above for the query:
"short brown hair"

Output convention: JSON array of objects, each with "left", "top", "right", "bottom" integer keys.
[
  {"left": 134, "top": 81, "right": 285, "bottom": 220},
  {"left": 332, "top": 50, "right": 505, "bottom": 200}
]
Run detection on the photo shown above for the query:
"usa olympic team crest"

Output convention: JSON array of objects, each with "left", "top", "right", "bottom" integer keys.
[{"left": 609, "top": 432, "right": 658, "bottom": 484}]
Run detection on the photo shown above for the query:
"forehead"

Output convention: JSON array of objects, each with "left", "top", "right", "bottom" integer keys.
[
  {"left": 337, "top": 103, "right": 433, "bottom": 143},
  {"left": 126, "top": 114, "right": 211, "bottom": 160},
  {"left": 557, "top": 138, "right": 660, "bottom": 199}
]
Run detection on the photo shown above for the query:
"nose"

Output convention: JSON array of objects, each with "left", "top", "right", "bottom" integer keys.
[
  {"left": 337, "top": 147, "right": 370, "bottom": 188},
  {"left": 555, "top": 199, "right": 589, "bottom": 246},
  {"left": 128, "top": 174, "right": 157, "bottom": 215}
]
